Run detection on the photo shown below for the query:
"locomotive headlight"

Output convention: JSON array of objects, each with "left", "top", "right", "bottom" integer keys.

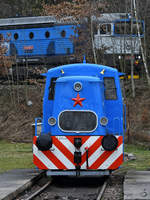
[
  {"left": 48, "top": 117, "right": 56, "bottom": 126},
  {"left": 102, "top": 135, "right": 118, "bottom": 151},
  {"left": 100, "top": 117, "right": 108, "bottom": 126},
  {"left": 74, "top": 82, "right": 82, "bottom": 92}
]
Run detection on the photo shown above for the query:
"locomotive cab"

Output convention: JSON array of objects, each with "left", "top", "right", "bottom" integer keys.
[
  {"left": 33, "top": 63, "right": 125, "bottom": 176},
  {"left": 50, "top": 76, "right": 105, "bottom": 135}
]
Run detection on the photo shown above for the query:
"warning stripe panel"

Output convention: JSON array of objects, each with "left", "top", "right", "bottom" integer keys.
[
  {"left": 33, "top": 154, "right": 48, "bottom": 170},
  {"left": 57, "top": 136, "right": 75, "bottom": 155},
  {"left": 89, "top": 136, "right": 123, "bottom": 169},
  {"left": 33, "top": 144, "right": 58, "bottom": 169},
  {"left": 52, "top": 136, "right": 74, "bottom": 165},
  {"left": 33, "top": 135, "right": 123, "bottom": 170},
  {"left": 42, "top": 148, "right": 67, "bottom": 169},
  {"left": 66, "top": 136, "right": 90, "bottom": 146},
  {"left": 99, "top": 144, "right": 123, "bottom": 169},
  {"left": 80, "top": 136, "right": 102, "bottom": 166},
  {"left": 108, "top": 153, "right": 123, "bottom": 170},
  {"left": 81, "top": 143, "right": 104, "bottom": 169},
  {"left": 52, "top": 144, "right": 75, "bottom": 169}
]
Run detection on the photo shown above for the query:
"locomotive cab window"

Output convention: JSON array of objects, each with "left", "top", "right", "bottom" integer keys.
[
  {"left": 104, "top": 77, "right": 117, "bottom": 100},
  {"left": 48, "top": 77, "right": 57, "bottom": 100},
  {"left": 100, "top": 24, "right": 111, "bottom": 35},
  {"left": 29, "top": 32, "right": 34, "bottom": 39},
  {"left": 59, "top": 111, "right": 97, "bottom": 132},
  {"left": 45, "top": 31, "right": 50, "bottom": 38},
  {"left": 114, "top": 21, "right": 143, "bottom": 35},
  {"left": 61, "top": 30, "right": 66, "bottom": 37},
  {"left": 14, "top": 33, "right": 19, "bottom": 40},
  {"left": 132, "top": 22, "right": 143, "bottom": 35}
]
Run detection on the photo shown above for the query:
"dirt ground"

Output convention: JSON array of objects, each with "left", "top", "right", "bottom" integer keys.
[
  {"left": 0, "top": 83, "right": 44, "bottom": 142},
  {"left": 124, "top": 79, "right": 150, "bottom": 144},
  {"left": 0, "top": 79, "right": 150, "bottom": 143}
]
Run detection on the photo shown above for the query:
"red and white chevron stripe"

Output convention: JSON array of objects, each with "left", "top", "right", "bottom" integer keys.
[{"left": 33, "top": 136, "right": 123, "bottom": 170}]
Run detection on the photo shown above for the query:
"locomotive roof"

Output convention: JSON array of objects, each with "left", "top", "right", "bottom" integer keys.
[
  {"left": 93, "top": 13, "right": 130, "bottom": 23},
  {"left": 0, "top": 13, "right": 131, "bottom": 27},
  {"left": 46, "top": 63, "right": 118, "bottom": 76},
  {"left": 0, "top": 16, "right": 57, "bottom": 26}
]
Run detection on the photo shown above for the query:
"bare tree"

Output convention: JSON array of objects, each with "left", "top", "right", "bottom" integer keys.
[
  {"left": 0, "top": 35, "right": 16, "bottom": 105},
  {"left": 130, "top": 0, "right": 136, "bottom": 98},
  {"left": 133, "top": 0, "right": 150, "bottom": 86},
  {"left": 41, "top": 0, "right": 104, "bottom": 63}
]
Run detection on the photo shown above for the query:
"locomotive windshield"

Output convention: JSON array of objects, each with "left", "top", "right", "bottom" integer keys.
[
  {"left": 59, "top": 111, "right": 97, "bottom": 132},
  {"left": 100, "top": 24, "right": 111, "bottom": 35},
  {"left": 114, "top": 21, "right": 143, "bottom": 35}
]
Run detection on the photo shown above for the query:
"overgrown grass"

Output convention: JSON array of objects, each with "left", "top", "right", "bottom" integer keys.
[
  {"left": 0, "top": 140, "right": 34, "bottom": 173},
  {"left": 122, "top": 144, "right": 150, "bottom": 171},
  {"left": 0, "top": 141, "right": 150, "bottom": 174}
]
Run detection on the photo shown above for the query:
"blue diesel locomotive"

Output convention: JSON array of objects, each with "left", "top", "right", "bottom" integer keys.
[
  {"left": 0, "top": 16, "right": 76, "bottom": 65},
  {"left": 94, "top": 13, "right": 144, "bottom": 74},
  {"left": 33, "top": 62, "right": 126, "bottom": 176},
  {"left": 0, "top": 14, "right": 144, "bottom": 75}
]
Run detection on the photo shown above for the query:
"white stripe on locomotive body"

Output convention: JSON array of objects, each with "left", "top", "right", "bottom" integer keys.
[
  {"left": 33, "top": 145, "right": 57, "bottom": 169},
  {"left": 98, "top": 144, "right": 123, "bottom": 169},
  {"left": 80, "top": 136, "right": 102, "bottom": 169},
  {"left": 81, "top": 145, "right": 104, "bottom": 169},
  {"left": 80, "top": 136, "right": 100, "bottom": 154},
  {"left": 53, "top": 144, "right": 75, "bottom": 169},
  {"left": 56, "top": 136, "right": 75, "bottom": 154}
]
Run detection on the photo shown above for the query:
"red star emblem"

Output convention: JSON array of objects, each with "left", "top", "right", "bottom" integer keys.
[{"left": 72, "top": 93, "right": 85, "bottom": 107}]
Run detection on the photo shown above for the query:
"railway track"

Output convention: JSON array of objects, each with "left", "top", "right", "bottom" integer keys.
[
  {"left": 25, "top": 180, "right": 52, "bottom": 200},
  {"left": 16, "top": 174, "right": 124, "bottom": 200},
  {"left": 24, "top": 178, "right": 108, "bottom": 200}
]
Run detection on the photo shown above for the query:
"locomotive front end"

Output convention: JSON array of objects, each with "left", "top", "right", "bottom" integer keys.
[{"left": 33, "top": 63, "right": 125, "bottom": 176}]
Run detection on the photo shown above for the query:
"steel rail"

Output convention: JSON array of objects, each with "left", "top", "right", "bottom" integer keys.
[
  {"left": 96, "top": 180, "right": 108, "bottom": 200},
  {"left": 25, "top": 180, "right": 52, "bottom": 200}
]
